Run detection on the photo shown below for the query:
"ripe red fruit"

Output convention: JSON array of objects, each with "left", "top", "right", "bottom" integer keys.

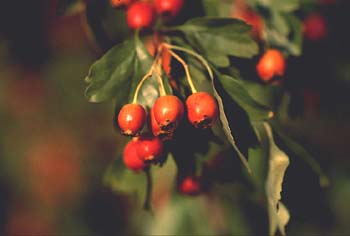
[
  {"left": 118, "top": 103, "right": 146, "bottom": 136},
  {"left": 154, "top": 0, "right": 184, "bottom": 18},
  {"left": 126, "top": 2, "right": 155, "bottom": 30},
  {"left": 137, "top": 135, "right": 163, "bottom": 161},
  {"left": 303, "top": 14, "right": 327, "bottom": 41},
  {"left": 186, "top": 92, "right": 218, "bottom": 129},
  {"left": 153, "top": 95, "right": 184, "bottom": 132},
  {"left": 123, "top": 140, "right": 147, "bottom": 172},
  {"left": 256, "top": 49, "right": 286, "bottom": 82},
  {"left": 150, "top": 107, "right": 173, "bottom": 140},
  {"left": 110, "top": 0, "right": 133, "bottom": 7},
  {"left": 179, "top": 176, "right": 201, "bottom": 196}
]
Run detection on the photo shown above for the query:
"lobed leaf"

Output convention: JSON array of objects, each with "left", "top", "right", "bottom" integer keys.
[
  {"left": 172, "top": 17, "right": 259, "bottom": 67},
  {"left": 214, "top": 72, "right": 273, "bottom": 121},
  {"left": 85, "top": 34, "right": 164, "bottom": 109},
  {"left": 263, "top": 123, "right": 290, "bottom": 236}
]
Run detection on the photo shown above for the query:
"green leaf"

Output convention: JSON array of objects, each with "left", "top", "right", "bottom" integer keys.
[
  {"left": 251, "top": 0, "right": 299, "bottom": 12},
  {"left": 271, "top": 11, "right": 290, "bottom": 36},
  {"left": 238, "top": 80, "right": 284, "bottom": 110},
  {"left": 85, "top": 38, "right": 136, "bottom": 103},
  {"left": 172, "top": 17, "right": 259, "bottom": 66},
  {"left": 103, "top": 156, "right": 148, "bottom": 205},
  {"left": 249, "top": 122, "right": 270, "bottom": 193},
  {"left": 248, "top": 121, "right": 290, "bottom": 235},
  {"left": 264, "top": 14, "right": 303, "bottom": 56},
  {"left": 207, "top": 53, "right": 231, "bottom": 68},
  {"left": 215, "top": 73, "right": 273, "bottom": 121},
  {"left": 207, "top": 73, "right": 250, "bottom": 172},
  {"left": 202, "top": 0, "right": 233, "bottom": 17},
  {"left": 263, "top": 122, "right": 290, "bottom": 236},
  {"left": 273, "top": 0, "right": 299, "bottom": 12},
  {"left": 85, "top": 34, "right": 163, "bottom": 108}
]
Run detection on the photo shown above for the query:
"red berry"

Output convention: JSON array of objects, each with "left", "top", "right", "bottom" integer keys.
[
  {"left": 110, "top": 0, "right": 133, "bottom": 7},
  {"left": 179, "top": 176, "right": 201, "bottom": 196},
  {"left": 137, "top": 135, "right": 163, "bottom": 161},
  {"left": 150, "top": 107, "right": 173, "bottom": 140},
  {"left": 118, "top": 103, "right": 146, "bottom": 136},
  {"left": 153, "top": 95, "right": 184, "bottom": 132},
  {"left": 256, "top": 49, "right": 286, "bottom": 82},
  {"left": 154, "top": 0, "right": 184, "bottom": 18},
  {"left": 303, "top": 14, "right": 327, "bottom": 41},
  {"left": 123, "top": 140, "right": 147, "bottom": 172},
  {"left": 126, "top": 2, "right": 155, "bottom": 30},
  {"left": 186, "top": 92, "right": 218, "bottom": 129}
]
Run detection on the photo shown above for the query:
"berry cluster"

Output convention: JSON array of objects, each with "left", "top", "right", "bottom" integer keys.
[
  {"left": 111, "top": 0, "right": 184, "bottom": 30},
  {"left": 119, "top": 92, "right": 218, "bottom": 166},
  {"left": 117, "top": 41, "right": 218, "bottom": 195}
]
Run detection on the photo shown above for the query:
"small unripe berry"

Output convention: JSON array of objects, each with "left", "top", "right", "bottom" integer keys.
[
  {"left": 123, "top": 140, "right": 147, "bottom": 172},
  {"left": 256, "top": 49, "right": 286, "bottom": 82},
  {"left": 153, "top": 95, "right": 184, "bottom": 132},
  {"left": 126, "top": 2, "right": 155, "bottom": 30},
  {"left": 179, "top": 176, "right": 201, "bottom": 196},
  {"left": 154, "top": 0, "right": 184, "bottom": 18},
  {"left": 186, "top": 92, "right": 218, "bottom": 129},
  {"left": 303, "top": 14, "right": 327, "bottom": 41},
  {"left": 118, "top": 103, "right": 146, "bottom": 136},
  {"left": 137, "top": 135, "right": 163, "bottom": 161}
]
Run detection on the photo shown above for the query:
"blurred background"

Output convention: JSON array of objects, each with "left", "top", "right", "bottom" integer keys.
[{"left": 0, "top": 0, "right": 350, "bottom": 235}]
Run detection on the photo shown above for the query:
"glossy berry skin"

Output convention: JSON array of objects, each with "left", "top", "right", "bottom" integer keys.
[
  {"left": 137, "top": 135, "right": 163, "bottom": 161},
  {"left": 118, "top": 103, "right": 146, "bottom": 136},
  {"left": 303, "top": 14, "right": 327, "bottom": 41},
  {"left": 126, "top": 2, "right": 155, "bottom": 30},
  {"left": 123, "top": 140, "right": 147, "bottom": 172},
  {"left": 186, "top": 92, "right": 218, "bottom": 129},
  {"left": 154, "top": 0, "right": 184, "bottom": 18},
  {"left": 150, "top": 107, "right": 173, "bottom": 140},
  {"left": 153, "top": 95, "right": 184, "bottom": 132},
  {"left": 179, "top": 177, "right": 201, "bottom": 196},
  {"left": 110, "top": 0, "right": 133, "bottom": 7},
  {"left": 256, "top": 49, "right": 286, "bottom": 82}
]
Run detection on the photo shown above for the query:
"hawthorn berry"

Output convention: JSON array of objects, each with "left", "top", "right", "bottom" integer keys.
[
  {"left": 256, "top": 49, "right": 286, "bottom": 82},
  {"left": 117, "top": 103, "right": 146, "bottom": 136},
  {"left": 137, "top": 135, "right": 163, "bottom": 161},
  {"left": 154, "top": 0, "right": 184, "bottom": 18},
  {"left": 126, "top": 2, "right": 155, "bottom": 30},
  {"left": 179, "top": 176, "right": 201, "bottom": 196},
  {"left": 110, "top": 0, "right": 133, "bottom": 7},
  {"left": 303, "top": 13, "right": 327, "bottom": 41},
  {"left": 186, "top": 92, "right": 218, "bottom": 129},
  {"left": 123, "top": 140, "right": 147, "bottom": 172},
  {"left": 153, "top": 95, "right": 184, "bottom": 132},
  {"left": 150, "top": 107, "right": 173, "bottom": 140}
]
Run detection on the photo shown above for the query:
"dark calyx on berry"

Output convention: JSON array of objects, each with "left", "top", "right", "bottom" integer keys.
[
  {"left": 186, "top": 92, "right": 218, "bottom": 129},
  {"left": 153, "top": 95, "right": 184, "bottom": 132}
]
